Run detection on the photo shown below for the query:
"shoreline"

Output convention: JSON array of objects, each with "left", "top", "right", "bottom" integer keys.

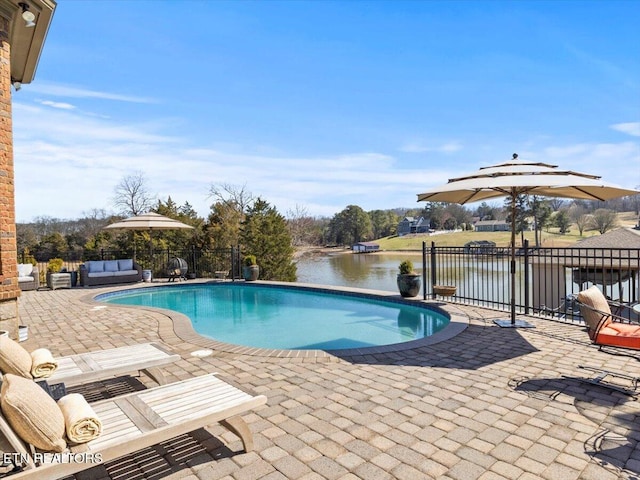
[{"left": 294, "top": 246, "right": 422, "bottom": 259}]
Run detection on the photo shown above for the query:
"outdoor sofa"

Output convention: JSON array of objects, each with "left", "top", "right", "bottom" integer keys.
[{"left": 79, "top": 259, "right": 142, "bottom": 287}]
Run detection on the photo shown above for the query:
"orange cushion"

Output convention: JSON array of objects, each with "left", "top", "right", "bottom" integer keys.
[{"left": 596, "top": 323, "right": 640, "bottom": 349}]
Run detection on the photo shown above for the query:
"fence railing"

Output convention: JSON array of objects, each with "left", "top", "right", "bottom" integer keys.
[
  {"left": 20, "top": 247, "right": 242, "bottom": 285},
  {"left": 422, "top": 240, "right": 640, "bottom": 323}
]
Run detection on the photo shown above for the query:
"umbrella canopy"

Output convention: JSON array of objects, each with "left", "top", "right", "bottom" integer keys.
[
  {"left": 103, "top": 212, "right": 194, "bottom": 231},
  {"left": 104, "top": 212, "right": 194, "bottom": 260},
  {"left": 417, "top": 154, "right": 639, "bottom": 327}
]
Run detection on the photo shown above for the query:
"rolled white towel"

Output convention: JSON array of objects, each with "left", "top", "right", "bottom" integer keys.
[
  {"left": 30, "top": 348, "right": 58, "bottom": 378},
  {"left": 57, "top": 393, "right": 102, "bottom": 444}
]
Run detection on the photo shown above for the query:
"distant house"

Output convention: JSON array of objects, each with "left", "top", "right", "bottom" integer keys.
[
  {"left": 397, "top": 216, "right": 430, "bottom": 236},
  {"left": 352, "top": 242, "right": 380, "bottom": 253},
  {"left": 464, "top": 240, "right": 496, "bottom": 254},
  {"left": 474, "top": 220, "right": 510, "bottom": 232}
]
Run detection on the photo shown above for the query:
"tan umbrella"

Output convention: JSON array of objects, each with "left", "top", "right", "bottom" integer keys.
[
  {"left": 417, "top": 154, "right": 639, "bottom": 327},
  {"left": 104, "top": 212, "right": 194, "bottom": 260}
]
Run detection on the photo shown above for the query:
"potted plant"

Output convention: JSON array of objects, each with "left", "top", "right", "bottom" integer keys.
[
  {"left": 397, "top": 260, "right": 421, "bottom": 298},
  {"left": 242, "top": 255, "right": 259, "bottom": 281},
  {"left": 46, "top": 258, "right": 64, "bottom": 289}
]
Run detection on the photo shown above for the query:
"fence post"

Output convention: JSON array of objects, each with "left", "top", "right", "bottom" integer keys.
[
  {"left": 430, "top": 241, "right": 437, "bottom": 300},
  {"left": 231, "top": 247, "right": 237, "bottom": 281},
  {"left": 191, "top": 246, "right": 197, "bottom": 277},
  {"left": 422, "top": 241, "right": 427, "bottom": 300},
  {"left": 523, "top": 239, "right": 530, "bottom": 314}
]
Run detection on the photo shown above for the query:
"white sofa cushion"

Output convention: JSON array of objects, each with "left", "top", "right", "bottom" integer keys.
[
  {"left": 17, "top": 264, "right": 33, "bottom": 277},
  {"left": 87, "top": 271, "right": 116, "bottom": 278},
  {"left": 117, "top": 270, "right": 139, "bottom": 276}
]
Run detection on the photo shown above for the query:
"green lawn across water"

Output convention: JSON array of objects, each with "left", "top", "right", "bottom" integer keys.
[{"left": 375, "top": 228, "right": 605, "bottom": 251}]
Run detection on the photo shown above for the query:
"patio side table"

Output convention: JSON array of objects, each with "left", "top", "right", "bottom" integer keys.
[{"left": 47, "top": 272, "right": 72, "bottom": 290}]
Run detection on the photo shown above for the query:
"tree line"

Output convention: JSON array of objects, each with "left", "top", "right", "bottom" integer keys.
[{"left": 17, "top": 172, "right": 639, "bottom": 278}]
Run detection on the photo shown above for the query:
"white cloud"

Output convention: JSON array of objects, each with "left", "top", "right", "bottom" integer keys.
[
  {"left": 23, "top": 82, "right": 156, "bottom": 104},
  {"left": 12, "top": 99, "right": 639, "bottom": 223},
  {"left": 399, "top": 141, "right": 463, "bottom": 154},
  {"left": 12, "top": 103, "right": 440, "bottom": 222},
  {"left": 39, "top": 100, "right": 76, "bottom": 110},
  {"left": 541, "top": 141, "right": 640, "bottom": 187},
  {"left": 611, "top": 122, "right": 640, "bottom": 137}
]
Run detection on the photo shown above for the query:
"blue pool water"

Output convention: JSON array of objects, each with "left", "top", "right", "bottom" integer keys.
[{"left": 99, "top": 284, "right": 450, "bottom": 350}]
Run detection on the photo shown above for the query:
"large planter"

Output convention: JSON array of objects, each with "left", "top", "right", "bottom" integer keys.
[
  {"left": 397, "top": 274, "right": 421, "bottom": 298},
  {"left": 242, "top": 265, "right": 260, "bottom": 281},
  {"left": 433, "top": 285, "right": 456, "bottom": 297}
]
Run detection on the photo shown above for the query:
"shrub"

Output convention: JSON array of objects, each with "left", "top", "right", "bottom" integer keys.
[
  {"left": 243, "top": 255, "right": 257, "bottom": 266},
  {"left": 398, "top": 260, "right": 415, "bottom": 275},
  {"left": 47, "top": 258, "right": 64, "bottom": 273}
]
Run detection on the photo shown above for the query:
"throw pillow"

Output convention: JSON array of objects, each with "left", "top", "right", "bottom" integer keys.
[
  {"left": 118, "top": 259, "right": 134, "bottom": 271},
  {"left": 104, "top": 260, "right": 119, "bottom": 272},
  {"left": 0, "top": 373, "right": 67, "bottom": 452},
  {"left": 17, "top": 264, "right": 33, "bottom": 277},
  {"left": 0, "top": 335, "right": 33, "bottom": 378}
]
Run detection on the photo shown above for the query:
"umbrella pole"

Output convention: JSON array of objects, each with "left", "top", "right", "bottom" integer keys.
[
  {"left": 494, "top": 193, "right": 534, "bottom": 328},
  {"left": 510, "top": 198, "right": 517, "bottom": 325}
]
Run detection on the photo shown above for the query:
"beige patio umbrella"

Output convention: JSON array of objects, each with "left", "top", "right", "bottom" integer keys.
[
  {"left": 417, "top": 153, "right": 639, "bottom": 327},
  {"left": 103, "top": 212, "right": 194, "bottom": 260}
]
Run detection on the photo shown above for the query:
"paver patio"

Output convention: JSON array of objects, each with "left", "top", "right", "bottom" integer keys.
[{"left": 2, "top": 283, "right": 640, "bottom": 480}]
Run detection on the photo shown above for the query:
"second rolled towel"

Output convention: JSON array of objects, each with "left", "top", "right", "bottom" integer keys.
[
  {"left": 30, "top": 348, "right": 58, "bottom": 378},
  {"left": 57, "top": 393, "right": 102, "bottom": 444}
]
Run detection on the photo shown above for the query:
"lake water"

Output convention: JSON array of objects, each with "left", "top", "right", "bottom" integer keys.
[
  {"left": 299, "top": 251, "right": 635, "bottom": 310},
  {"left": 295, "top": 252, "right": 423, "bottom": 292}
]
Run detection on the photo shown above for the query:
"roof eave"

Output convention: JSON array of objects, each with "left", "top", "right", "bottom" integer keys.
[{"left": 5, "top": 0, "right": 57, "bottom": 84}]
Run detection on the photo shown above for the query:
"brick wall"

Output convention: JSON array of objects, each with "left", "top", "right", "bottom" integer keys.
[{"left": 0, "top": 13, "right": 20, "bottom": 337}]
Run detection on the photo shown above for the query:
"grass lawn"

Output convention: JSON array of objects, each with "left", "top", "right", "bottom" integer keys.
[{"left": 376, "top": 211, "right": 639, "bottom": 251}]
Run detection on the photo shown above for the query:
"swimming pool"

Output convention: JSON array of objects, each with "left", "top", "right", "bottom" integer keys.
[{"left": 99, "top": 284, "right": 450, "bottom": 351}]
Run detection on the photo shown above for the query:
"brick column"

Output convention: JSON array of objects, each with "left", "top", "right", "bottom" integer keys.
[{"left": 0, "top": 10, "right": 20, "bottom": 338}]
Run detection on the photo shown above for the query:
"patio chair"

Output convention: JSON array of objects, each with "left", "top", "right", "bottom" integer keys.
[
  {"left": 0, "top": 373, "right": 267, "bottom": 479},
  {"left": 0, "top": 339, "right": 180, "bottom": 387},
  {"left": 576, "top": 285, "right": 640, "bottom": 350}
]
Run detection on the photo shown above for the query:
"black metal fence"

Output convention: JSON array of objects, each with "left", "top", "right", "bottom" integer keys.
[
  {"left": 20, "top": 247, "right": 242, "bottom": 284},
  {"left": 422, "top": 240, "right": 640, "bottom": 322}
]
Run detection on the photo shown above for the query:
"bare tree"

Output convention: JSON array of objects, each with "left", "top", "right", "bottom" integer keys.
[
  {"left": 113, "top": 172, "right": 154, "bottom": 216},
  {"left": 207, "top": 183, "right": 254, "bottom": 213},
  {"left": 78, "top": 208, "right": 111, "bottom": 239},
  {"left": 590, "top": 208, "right": 619, "bottom": 234},
  {"left": 548, "top": 198, "right": 566, "bottom": 212},
  {"left": 568, "top": 204, "right": 589, "bottom": 236},
  {"left": 204, "top": 184, "right": 255, "bottom": 248},
  {"left": 286, "top": 204, "right": 315, "bottom": 246}
]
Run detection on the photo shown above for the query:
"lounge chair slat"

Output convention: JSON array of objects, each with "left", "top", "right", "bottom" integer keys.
[
  {"left": 152, "top": 390, "right": 250, "bottom": 419},
  {"left": 135, "top": 374, "right": 220, "bottom": 398},
  {"left": 138, "top": 379, "right": 239, "bottom": 405},
  {"left": 45, "top": 343, "right": 180, "bottom": 387},
  {"left": 120, "top": 396, "right": 169, "bottom": 430}
]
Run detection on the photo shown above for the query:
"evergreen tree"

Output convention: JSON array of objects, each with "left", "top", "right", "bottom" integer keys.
[
  {"left": 240, "top": 198, "right": 297, "bottom": 281},
  {"left": 327, "top": 205, "right": 373, "bottom": 245},
  {"left": 554, "top": 210, "right": 571, "bottom": 234},
  {"left": 368, "top": 209, "right": 398, "bottom": 238}
]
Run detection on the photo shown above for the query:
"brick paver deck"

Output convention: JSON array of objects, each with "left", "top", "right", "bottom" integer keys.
[{"left": 4, "top": 282, "right": 640, "bottom": 479}]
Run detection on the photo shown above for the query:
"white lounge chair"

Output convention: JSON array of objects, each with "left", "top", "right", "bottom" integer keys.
[
  {"left": 0, "top": 373, "right": 267, "bottom": 479},
  {"left": 46, "top": 342, "right": 180, "bottom": 387}
]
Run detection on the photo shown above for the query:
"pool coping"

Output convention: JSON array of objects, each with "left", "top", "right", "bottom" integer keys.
[{"left": 80, "top": 280, "right": 469, "bottom": 362}]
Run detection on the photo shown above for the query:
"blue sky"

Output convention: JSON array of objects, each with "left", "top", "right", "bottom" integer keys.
[{"left": 12, "top": 0, "right": 640, "bottom": 222}]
